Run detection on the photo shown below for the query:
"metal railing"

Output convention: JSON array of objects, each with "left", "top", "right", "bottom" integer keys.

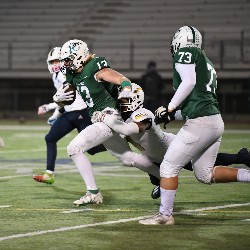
[{"left": 0, "top": 29, "right": 250, "bottom": 73}]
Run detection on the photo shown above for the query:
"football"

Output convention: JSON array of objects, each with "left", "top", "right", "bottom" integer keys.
[{"left": 60, "top": 84, "right": 76, "bottom": 106}]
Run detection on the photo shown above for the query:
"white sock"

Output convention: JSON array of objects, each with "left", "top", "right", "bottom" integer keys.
[
  {"left": 71, "top": 153, "right": 98, "bottom": 190},
  {"left": 46, "top": 170, "right": 54, "bottom": 175},
  {"left": 159, "top": 188, "right": 177, "bottom": 217},
  {"left": 237, "top": 168, "right": 250, "bottom": 182}
]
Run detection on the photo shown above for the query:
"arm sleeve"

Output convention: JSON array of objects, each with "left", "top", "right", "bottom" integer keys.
[
  {"left": 174, "top": 110, "right": 183, "bottom": 120},
  {"left": 168, "top": 63, "right": 196, "bottom": 110},
  {"left": 103, "top": 114, "right": 139, "bottom": 136}
]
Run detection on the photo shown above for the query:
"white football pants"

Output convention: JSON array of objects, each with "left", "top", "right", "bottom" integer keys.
[
  {"left": 160, "top": 114, "right": 224, "bottom": 184},
  {"left": 67, "top": 122, "right": 160, "bottom": 181}
]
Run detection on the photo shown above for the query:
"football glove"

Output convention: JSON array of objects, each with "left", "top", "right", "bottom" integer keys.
[
  {"left": 91, "top": 109, "right": 119, "bottom": 123},
  {"left": 53, "top": 84, "right": 74, "bottom": 103},
  {"left": 154, "top": 106, "right": 175, "bottom": 128},
  {"left": 38, "top": 105, "right": 49, "bottom": 115},
  {"left": 47, "top": 108, "right": 62, "bottom": 126},
  {"left": 38, "top": 103, "right": 58, "bottom": 115}
]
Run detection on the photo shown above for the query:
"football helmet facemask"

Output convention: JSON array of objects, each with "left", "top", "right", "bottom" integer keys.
[
  {"left": 119, "top": 83, "right": 144, "bottom": 120},
  {"left": 60, "top": 39, "right": 90, "bottom": 72},
  {"left": 170, "top": 26, "right": 202, "bottom": 56},
  {"left": 47, "top": 47, "right": 61, "bottom": 74}
]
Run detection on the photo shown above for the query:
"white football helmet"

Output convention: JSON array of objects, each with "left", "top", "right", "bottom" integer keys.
[
  {"left": 60, "top": 39, "right": 90, "bottom": 72},
  {"left": 170, "top": 26, "right": 202, "bottom": 56},
  {"left": 47, "top": 47, "right": 61, "bottom": 74},
  {"left": 119, "top": 83, "right": 144, "bottom": 114}
]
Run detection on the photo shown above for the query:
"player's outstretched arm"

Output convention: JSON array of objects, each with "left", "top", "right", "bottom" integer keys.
[
  {"left": 37, "top": 102, "right": 58, "bottom": 115},
  {"left": 95, "top": 68, "right": 132, "bottom": 98}
]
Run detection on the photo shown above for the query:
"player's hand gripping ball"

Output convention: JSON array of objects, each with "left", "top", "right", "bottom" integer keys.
[{"left": 53, "top": 84, "right": 76, "bottom": 106}]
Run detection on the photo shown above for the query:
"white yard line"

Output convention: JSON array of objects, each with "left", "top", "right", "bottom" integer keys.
[
  {"left": 0, "top": 202, "right": 249, "bottom": 242},
  {"left": 176, "top": 202, "right": 250, "bottom": 214},
  {"left": 0, "top": 163, "right": 40, "bottom": 168},
  {"left": 0, "top": 147, "right": 66, "bottom": 154},
  {"left": 0, "top": 125, "right": 48, "bottom": 131},
  {"left": 0, "top": 216, "right": 148, "bottom": 242},
  {"left": 0, "top": 174, "right": 34, "bottom": 179}
]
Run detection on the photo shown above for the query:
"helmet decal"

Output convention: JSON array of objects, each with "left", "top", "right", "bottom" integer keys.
[
  {"left": 170, "top": 26, "right": 202, "bottom": 56},
  {"left": 61, "top": 39, "right": 90, "bottom": 72},
  {"left": 188, "top": 26, "right": 195, "bottom": 43},
  {"left": 119, "top": 83, "right": 144, "bottom": 120}
]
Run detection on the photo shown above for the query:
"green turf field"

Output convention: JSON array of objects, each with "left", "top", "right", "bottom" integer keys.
[{"left": 0, "top": 122, "right": 250, "bottom": 250}]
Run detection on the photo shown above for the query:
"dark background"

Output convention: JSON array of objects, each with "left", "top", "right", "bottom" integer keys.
[{"left": 0, "top": 0, "right": 249, "bottom": 121}]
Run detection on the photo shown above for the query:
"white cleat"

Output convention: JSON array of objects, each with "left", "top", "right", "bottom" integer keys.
[
  {"left": 139, "top": 213, "right": 175, "bottom": 225},
  {"left": 73, "top": 191, "right": 103, "bottom": 206}
]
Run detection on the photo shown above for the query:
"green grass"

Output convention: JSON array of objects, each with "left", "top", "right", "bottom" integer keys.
[{"left": 0, "top": 122, "right": 250, "bottom": 250}]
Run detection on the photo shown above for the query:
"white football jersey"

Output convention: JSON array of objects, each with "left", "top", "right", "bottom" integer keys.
[
  {"left": 125, "top": 108, "right": 175, "bottom": 163},
  {"left": 52, "top": 71, "right": 87, "bottom": 112}
]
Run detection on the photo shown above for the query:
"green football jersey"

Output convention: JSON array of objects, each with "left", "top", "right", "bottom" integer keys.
[
  {"left": 66, "top": 56, "right": 119, "bottom": 116},
  {"left": 172, "top": 47, "right": 220, "bottom": 119}
]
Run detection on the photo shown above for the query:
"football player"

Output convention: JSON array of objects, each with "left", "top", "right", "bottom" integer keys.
[
  {"left": 54, "top": 39, "right": 162, "bottom": 206},
  {"left": 98, "top": 83, "right": 250, "bottom": 199},
  {"left": 33, "top": 47, "right": 105, "bottom": 185},
  {"left": 138, "top": 26, "right": 250, "bottom": 225}
]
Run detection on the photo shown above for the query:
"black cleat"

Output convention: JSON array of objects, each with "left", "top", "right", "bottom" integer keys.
[
  {"left": 87, "top": 144, "right": 106, "bottom": 155},
  {"left": 151, "top": 185, "right": 160, "bottom": 199},
  {"left": 238, "top": 148, "right": 250, "bottom": 167}
]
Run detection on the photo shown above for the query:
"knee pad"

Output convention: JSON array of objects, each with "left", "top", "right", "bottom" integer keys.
[
  {"left": 160, "top": 160, "right": 180, "bottom": 178},
  {"left": 116, "top": 151, "right": 135, "bottom": 167},
  {"left": 67, "top": 141, "right": 83, "bottom": 157},
  {"left": 194, "top": 170, "right": 213, "bottom": 184}
]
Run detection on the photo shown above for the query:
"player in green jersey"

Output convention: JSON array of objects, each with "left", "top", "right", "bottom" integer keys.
[
  {"left": 54, "top": 39, "right": 161, "bottom": 206},
  {"left": 139, "top": 26, "right": 250, "bottom": 225}
]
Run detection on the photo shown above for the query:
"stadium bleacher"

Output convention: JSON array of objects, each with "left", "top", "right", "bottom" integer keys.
[
  {"left": 0, "top": 0, "right": 249, "bottom": 78},
  {"left": 0, "top": 0, "right": 249, "bottom": 118}
]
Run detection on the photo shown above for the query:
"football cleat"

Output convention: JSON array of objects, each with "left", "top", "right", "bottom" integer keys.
[
  {"left": 238, "top": 148, "right": 250, "bottom": 167},
  {"left": 73, "top": 191, "right": 103, "bottom": 206},
  {"left": 151, "top": 185, "right": 160, "bottom": 199},
  {"left": 33, "top": 172, "right": 55, "bottom": 184},
  {"left": 139, "top": 213, "right": 175, "bottom": 225}
]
